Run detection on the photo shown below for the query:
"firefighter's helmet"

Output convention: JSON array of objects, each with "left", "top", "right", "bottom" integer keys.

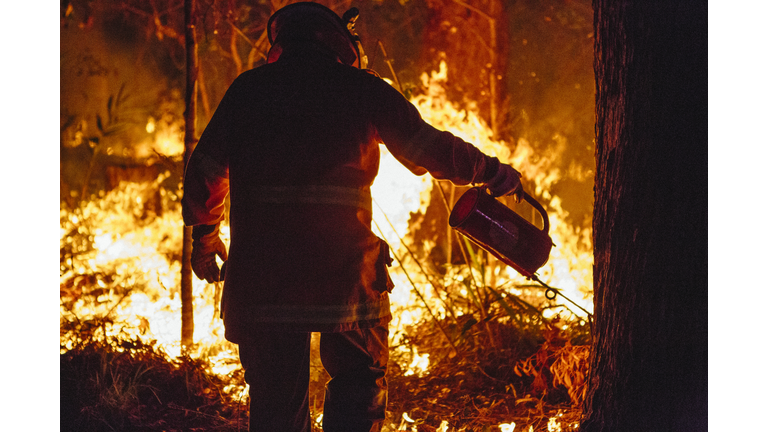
[{"left": 267, "top": 2, "right": 361, "bottom": 68}]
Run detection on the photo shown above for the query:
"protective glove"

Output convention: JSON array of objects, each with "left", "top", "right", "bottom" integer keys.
[
  {"left": 486, "top": 163, "right": 524, "bottom": 202},
  {"left": 191, "top": 224, "right": 228, "bottom": 283}
]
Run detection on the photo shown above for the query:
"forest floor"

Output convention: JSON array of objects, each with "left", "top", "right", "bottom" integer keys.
[{"left": 61, "top": 316, "right": 587, "bottom": 432}]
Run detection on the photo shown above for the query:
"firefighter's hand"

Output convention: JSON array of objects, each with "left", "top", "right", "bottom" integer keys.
[
  {"left": 191, "top": 225, "right": 228, "bottom": 283},
  {"left": 486, "top": 163, "right": 524, "bottom": 202}
]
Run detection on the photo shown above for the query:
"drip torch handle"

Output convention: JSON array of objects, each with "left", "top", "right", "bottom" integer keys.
[{"left": 522, "top": 192, "right": 550, "bottom": 234}]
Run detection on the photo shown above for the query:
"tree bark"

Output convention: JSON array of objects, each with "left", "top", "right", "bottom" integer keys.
[
  {"left": 581, "top": 1, "right": 707, "bottom": 431},
  {"left": 181, "top": 0, "right": 199, "bottom": 350}
]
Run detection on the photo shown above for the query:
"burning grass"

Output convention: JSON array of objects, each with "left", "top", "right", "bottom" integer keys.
[
  {"left": 60, "top": 64, "right": 593, "bottom": 431},
  {"left": 382, "top": 254, "right": 590, "bottom": 432},
  {"left": 60, "top": 176, "right": 589, "bottom": 431},
  {"left": 385, "top": 314, "right": 589, "bottom": 431}
]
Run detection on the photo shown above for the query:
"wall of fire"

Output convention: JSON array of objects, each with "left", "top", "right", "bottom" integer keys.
[{"left": 60, "top": 0, "right": 595, "bottom": 243}]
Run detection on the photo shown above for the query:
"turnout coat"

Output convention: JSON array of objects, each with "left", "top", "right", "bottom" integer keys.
[{"left": 182, "top": 47, "right": 503, "bottom": 342}]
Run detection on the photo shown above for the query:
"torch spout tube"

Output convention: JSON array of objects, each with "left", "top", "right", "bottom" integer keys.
[{"left": 531, "top": 275, "right": 593, "bottom": 319}]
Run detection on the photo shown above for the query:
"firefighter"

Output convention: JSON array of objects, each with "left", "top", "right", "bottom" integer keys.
[{"left": 181, "top": 3, "right": 524, "bottom": 431}]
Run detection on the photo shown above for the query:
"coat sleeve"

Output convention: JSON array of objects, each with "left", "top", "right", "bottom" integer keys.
[
  {"left": 368, "top": 78, "right": 500, "bottom": 186},
  {"left": 181, "top": 149, "right": 229, "bottom": 227},
  {"left": 181, "top": 78, "right": 241, "bottom": 227}
]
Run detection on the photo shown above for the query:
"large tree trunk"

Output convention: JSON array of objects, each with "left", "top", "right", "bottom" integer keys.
[
  {"left": 181, "top": 0, "right": 199, "bottom": 350},
  {"left": 581, "top": 1, "right": 707, "bottom": 431}
]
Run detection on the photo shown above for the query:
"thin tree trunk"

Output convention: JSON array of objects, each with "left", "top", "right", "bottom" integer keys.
[
  {"left": 487, "top": 0, "right": 497, "bottom": 138},
  {"left": 581, "top": 1, "right": 707, "bottom": 431},
  {"left": 181, "top": 0, "right": 199, "bottom": 350}
]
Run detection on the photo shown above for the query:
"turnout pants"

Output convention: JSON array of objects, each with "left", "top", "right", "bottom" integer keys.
[{"left": 238, "top": 325, "right": 389, "bottom": 432}]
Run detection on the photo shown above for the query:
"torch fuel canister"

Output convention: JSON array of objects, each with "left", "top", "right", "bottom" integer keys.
[{"left": 449, "top": 187, "right": 553, "bottom": 279}]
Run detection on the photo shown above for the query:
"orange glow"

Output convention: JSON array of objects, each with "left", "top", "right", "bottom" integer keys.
[{"left": 60, "top": 63, "right": 594, "bottom": 423}]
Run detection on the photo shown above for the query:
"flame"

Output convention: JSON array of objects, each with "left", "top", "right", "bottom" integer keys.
[
  {"left": 500, "top": 423, "right": 517, "bottom": 432},
  {"left": 400, "top": 61, "right": 593, "bottom": 319},
  {"left": 372, "top": 146, "right": 432, "bottom": 252},
  {"left": 141, "top": 115, "right": 185, "bottom": 159},
  {"left": 402, "top": 347, "right": 430, "bottom": 377},
  {"left": 547, "top": 415, "right": 563, "bottom": 432},
  {"left": 60, "top": 173, "right": 238, "bottom": 380},
  {"left": 61, "top": 61, "right": 593, "bottom": 424}
]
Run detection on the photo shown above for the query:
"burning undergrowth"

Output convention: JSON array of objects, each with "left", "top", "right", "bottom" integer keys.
[
  {"left": 60, "top": 174, "right": 248, "bottom": 431},
  {"left": 60, "top": 64, "right": 593, "bottom": 431},
  {"left": 385, "top": 306, "right": 589, "bottom": 431},
  {"left": 59, "top": 177, "right": 589, "bottom": 430},
  {"left": 371, "top": 64, "right": 592, "bottom": 430},
  {"left": 59, "top": 170, "right": 589, "bottom": 431}
]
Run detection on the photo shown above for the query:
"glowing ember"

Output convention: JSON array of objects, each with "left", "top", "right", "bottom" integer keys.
[
  {"left": 402, "top": 347, "right": 430, "bottom": 377},
  {"left": 547, "top": 415, "right": 563, "bottom": 432},
  {"left": 499, "top": 423, "right": 517, "bottom": 432},
  {"left": 140, "top": 115, "right": 185, "bottom": 159}
]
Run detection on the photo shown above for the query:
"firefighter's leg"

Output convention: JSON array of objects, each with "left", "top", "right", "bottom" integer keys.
[
  {"left": 320, "top": 323, "right": 389, "bottom": 432},
  {"left": 238, "top": 331, "right": 312, "bottom": 432}
]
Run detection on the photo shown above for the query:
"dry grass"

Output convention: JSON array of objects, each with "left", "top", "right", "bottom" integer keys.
[
  {"left": 60, "top": 320, "right": 248, "bottom": 432},
  {"left": 60, "top": 178, "right": 590, "bottom": 431},
  {"left": 383, "top": 313, "right": 588, "bottom": 431},
  {"left": 60, "top": 314, "right": 588, "bottom": 432}
]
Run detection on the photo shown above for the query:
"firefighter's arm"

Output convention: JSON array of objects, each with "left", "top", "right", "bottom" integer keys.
[
  {"left": 181, "top": 84, "right": 235, "bottom": 281},
  {"left": 181, "top": 75, "right": 248, "bottom": 282},
  {"left": 371, "top": 80, "right": 523, "bottom": 199},
  {"left": 181, "top": 148, "right": 230, "bottom": 282},
  {"left": 181, "top": 148, "right": 230, "bottom": 283},
  {"left": 182, "top": 149, "right": 229, "bottom": 227},
  {"left": 181, "top": 72, "right": 241, "bottom": 228}
]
